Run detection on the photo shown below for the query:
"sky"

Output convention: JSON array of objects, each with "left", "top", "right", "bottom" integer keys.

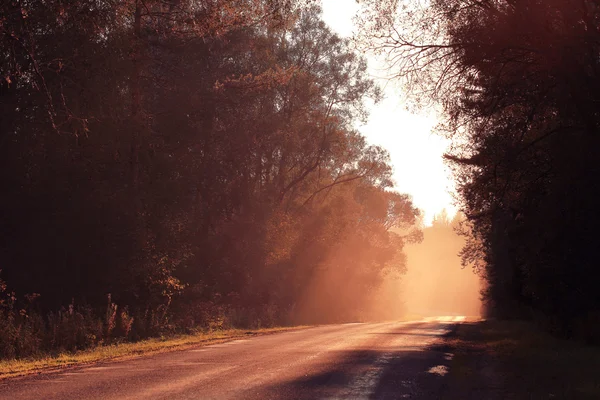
[{"left": 320, "top": 0, "right": 456, "bottom": 224}]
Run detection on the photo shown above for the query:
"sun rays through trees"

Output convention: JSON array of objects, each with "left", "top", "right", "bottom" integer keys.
[{"left": 0, "top": 2, "right": 420, "bottom": 358}]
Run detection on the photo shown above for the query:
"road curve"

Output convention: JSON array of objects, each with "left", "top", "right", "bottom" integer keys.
[{"left": 0, "top": 317, "right": 465, "bottom": 400}]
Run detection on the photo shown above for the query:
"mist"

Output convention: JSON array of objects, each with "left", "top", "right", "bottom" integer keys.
[
  {"left": 292, "top": 213, "right": 482, "bottom": 325},
  {"left": 361, "top": 214, "right": 482, "bottom": 320},
  {"left": 401, "top": 215, "right": 482, "bottom": 317}
]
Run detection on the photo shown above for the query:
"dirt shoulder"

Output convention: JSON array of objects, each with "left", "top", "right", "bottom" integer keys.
[{"left": 442, "top": 319, "right": 600, "bottom": 399}]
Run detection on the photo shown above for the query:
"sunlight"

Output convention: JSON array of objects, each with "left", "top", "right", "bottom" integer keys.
[
  {"left": 321, "top": 0, "right": 457, "bottom": 224},
  {"left": 4, "top": 1, "right": 599, "bottom": 397}
]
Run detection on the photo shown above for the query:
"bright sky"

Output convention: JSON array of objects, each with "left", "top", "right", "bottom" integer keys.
[{"left": 321, "top": 0, "right": 456, "bottom": 224}]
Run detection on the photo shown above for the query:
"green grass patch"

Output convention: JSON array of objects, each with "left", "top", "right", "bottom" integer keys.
[{"left": 0, "top": 326, "right": 307, "bottom": 380}]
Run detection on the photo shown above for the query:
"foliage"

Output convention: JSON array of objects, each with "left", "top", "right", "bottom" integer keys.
[
  {"left": 360, "top": 0, "right": 600, "bottom": 340},
  {"left": 0, "top": 2, "right": 420, "bottom": 358}
]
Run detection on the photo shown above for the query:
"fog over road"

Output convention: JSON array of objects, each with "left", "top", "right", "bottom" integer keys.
[{"left": 1, "top": 317, "right": 466, "bottom": 400}]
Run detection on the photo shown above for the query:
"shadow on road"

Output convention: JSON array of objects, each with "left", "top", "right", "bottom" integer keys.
[{"left": 258, "top": 324, "right": 459, "bottom": 399}]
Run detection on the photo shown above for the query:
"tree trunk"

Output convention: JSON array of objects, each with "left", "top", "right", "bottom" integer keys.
[{"left": 130, "top": 1, "right": 142, "bottom": 189}]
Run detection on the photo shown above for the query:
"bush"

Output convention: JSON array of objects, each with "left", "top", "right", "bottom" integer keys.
[
  {"left": 47, "top": 303, "right": 103, "bottom": 352},
  {"left": 0, "top": 271, "right": 288, "bottom": 360},
  {"left": 0, "top": 274, "right": 174, "bottom": 359}
]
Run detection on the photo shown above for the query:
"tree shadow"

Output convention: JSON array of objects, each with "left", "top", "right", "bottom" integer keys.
[{"left": 257, "top": 325, "right": 464, "bottom": 399}]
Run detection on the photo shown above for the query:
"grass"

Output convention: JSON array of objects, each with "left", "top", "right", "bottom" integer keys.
[
  {"left": 0, "top": 326, "right": 307, "bottom": 380},
  {"left": 446, "top": 319, "right": 600, "bottom": 399}
]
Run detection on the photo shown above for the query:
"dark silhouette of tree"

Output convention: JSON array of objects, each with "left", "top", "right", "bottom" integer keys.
[
  {"left": 0, "top": 2, "right": 421, "bottom": 357},
  {"left": 359, "top": 0, "right": 600, "bottom": 341}
]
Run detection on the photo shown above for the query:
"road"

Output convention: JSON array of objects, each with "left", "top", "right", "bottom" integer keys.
[{"left": 0, "top": 317, "right": 466, "bottom": 400}]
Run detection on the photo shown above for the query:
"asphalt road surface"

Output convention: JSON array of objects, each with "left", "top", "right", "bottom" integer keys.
[{"left": 1, "top": 317, "right": 466, "bottom": 400}]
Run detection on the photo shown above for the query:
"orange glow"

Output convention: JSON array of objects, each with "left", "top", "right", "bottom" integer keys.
[
  {"left": 322, "top": 1, "right": 456, "bottom": 225},
  {"left": 322, "top": 3, "right": 480, "bottom": 319}
]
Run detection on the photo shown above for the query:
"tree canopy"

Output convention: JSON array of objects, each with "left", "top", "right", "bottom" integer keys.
[
  {"left": 359, "top": 0, "right": 600, "bottom": 341},
  {"left": 0, "top": 2, "right": 420, "bottom": 357}
]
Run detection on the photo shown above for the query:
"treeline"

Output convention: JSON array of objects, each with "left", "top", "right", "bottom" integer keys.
[
  {"left": 361, "top": 0, "right": 600, "bottom": 341},
  {"left": 0, "top": 1, "right": 420, "bottom": 358}
]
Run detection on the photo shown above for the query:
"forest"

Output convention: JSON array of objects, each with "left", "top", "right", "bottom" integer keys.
[
  {"left": 0, "top": 1, "right": 421, "bottom": 359},
  {"left": 361, "top": 0, "right": 600, "bottom": 342},
  {"left": 3, "top": 0, "right": 600, "bottom": 362}
]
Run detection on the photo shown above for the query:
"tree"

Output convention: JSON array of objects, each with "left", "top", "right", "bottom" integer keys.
[
  {"left": 358, "top": 0, "right": 600, "bottom": 340},
  {"left": 0, "top": 2, "right": 421, "bottom": 353}
]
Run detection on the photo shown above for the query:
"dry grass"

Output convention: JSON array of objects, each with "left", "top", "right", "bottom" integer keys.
[{"left": 0, "top": 326, "right": 306, "bottom": 380}]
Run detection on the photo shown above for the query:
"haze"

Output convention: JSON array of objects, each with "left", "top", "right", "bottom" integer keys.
[
  {"left": 321, "top": 1, "right": 481, "bottom": 319},
  {"left": 3, "top": 1, "right": 598, "bottom": 397}
]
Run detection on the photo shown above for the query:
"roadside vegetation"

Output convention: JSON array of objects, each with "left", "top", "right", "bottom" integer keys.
[
  {"left": 446, "top": 320, "right": 600, "bottom": 399},
  {"left": 0, "top": 2, "right": 421, "bottom": 362},
  {"left": 359, "top": 0, "right": 600, "bottom": 342},
  {"left": 5, "top": 0, "right": 599, "bottom": 379}
]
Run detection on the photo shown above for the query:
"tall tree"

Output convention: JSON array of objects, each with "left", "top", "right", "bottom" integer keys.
[
  {"left": 0, "top": 2, "right": 421, "bottom": 342},
  {"left": 358, "top": 0, "right": 600, "bottom": 339}
]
